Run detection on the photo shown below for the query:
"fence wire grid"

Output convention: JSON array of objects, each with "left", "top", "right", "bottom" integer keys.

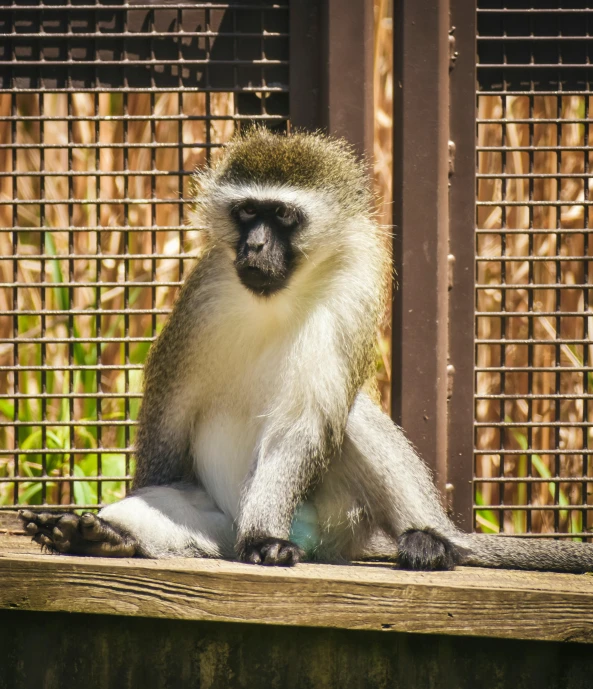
[
  {"left": 475, "top": 0, "right": 593, "bottom": 539},
  {"left": 0, "top": 0, "right": 289, "bottom": 510}
]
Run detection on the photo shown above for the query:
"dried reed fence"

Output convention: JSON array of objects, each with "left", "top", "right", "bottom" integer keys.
[
  {"left": 476, "top": 94, "right": 593, "bottom": 538},
  {"left": 0, "top": 90, "right": 235, "bottom": 507}
]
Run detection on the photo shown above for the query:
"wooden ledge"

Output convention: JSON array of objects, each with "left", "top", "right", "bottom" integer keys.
[{"left": 2, "top": 522, "right": 593, "bottom": 644}]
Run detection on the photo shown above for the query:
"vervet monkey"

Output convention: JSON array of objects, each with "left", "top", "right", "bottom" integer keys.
[{"left": 20, "top": 129, "right": 593, "bottom": 572}]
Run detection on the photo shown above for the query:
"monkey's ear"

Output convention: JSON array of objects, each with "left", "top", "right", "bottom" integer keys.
[{"left": 395, "top": 528, "right": 462, "bottom": 571}]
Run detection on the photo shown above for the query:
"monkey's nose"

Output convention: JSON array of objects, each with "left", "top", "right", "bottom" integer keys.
[{"left": 246, "top": 240, "right": 265, "bottom": 253}]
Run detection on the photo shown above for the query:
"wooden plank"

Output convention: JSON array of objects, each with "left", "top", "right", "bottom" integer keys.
[{"left": 1, "top": 537, "right": 593, "bottom": 644}]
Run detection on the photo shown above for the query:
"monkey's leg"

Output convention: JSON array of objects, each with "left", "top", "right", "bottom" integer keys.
[
  {"left": 21, "top": 483, "right": 236, "bottom": 559},
  {"left": 342, "top": 393, "right": 593, "bottom": 573},
  {"left": 331, "top": 392, "right": 463, "bottom": 571}
]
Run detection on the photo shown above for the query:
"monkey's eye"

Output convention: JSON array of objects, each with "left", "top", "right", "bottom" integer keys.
[
  {"left": 238, "top": 205, "right": 257, "bottom": 222},
  {"left": 275, "top": 205, "right": 296, "bottom": 225}
]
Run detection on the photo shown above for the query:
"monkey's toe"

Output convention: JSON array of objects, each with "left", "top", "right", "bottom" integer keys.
[
  {"left": 396, "top": 528, "right": 461, "bottom": 571},
  {"left": 239, "top": 537, "right": 305, "bottom": 566},
  {"left": 18, "top": 510, "right": 137, "bottom": 557}
]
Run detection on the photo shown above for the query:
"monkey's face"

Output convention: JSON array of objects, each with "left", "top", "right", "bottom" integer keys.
[{"left": 231, "top": 199, "right": 304, "bottom": 297}]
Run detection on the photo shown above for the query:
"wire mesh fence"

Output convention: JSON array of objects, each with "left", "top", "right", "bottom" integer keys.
[
  {"left": 0, "top": 1, "right": 289, "bottom": 510},
  {"left": 475, "top": 1, "right": 593, "bottom": 539}
]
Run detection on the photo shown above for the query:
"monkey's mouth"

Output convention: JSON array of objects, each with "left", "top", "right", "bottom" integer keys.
[{"left": 236, "top": 264, "right": 287, "bottom": 297}]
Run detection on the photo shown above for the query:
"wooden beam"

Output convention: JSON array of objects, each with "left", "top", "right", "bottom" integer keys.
[{"left": 1, "top": 530, "right": 593, "bottom": 644}]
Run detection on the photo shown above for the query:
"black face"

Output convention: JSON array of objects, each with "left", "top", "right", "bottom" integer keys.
[{"left": 231, "top": 199, "right": 304, "bottom": 297}]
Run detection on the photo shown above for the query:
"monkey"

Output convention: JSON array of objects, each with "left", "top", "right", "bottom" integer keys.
[{"left": 19, "top": 128, "right": 593, "bottom": 573}]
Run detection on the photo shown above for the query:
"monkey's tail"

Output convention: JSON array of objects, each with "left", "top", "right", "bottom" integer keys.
[{"left": 453, "top": 532, "right": 593, "bottom": 574}]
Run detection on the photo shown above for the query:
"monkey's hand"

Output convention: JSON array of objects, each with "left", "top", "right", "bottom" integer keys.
[
  {"left": 396, "top": 527, "right": 461, "bottom": 571},
  {"left": 238, "top": 537, "right": 305, "bottom": 566},
  {"left": 18, "top": 510, "right": 137, "bottom": 557}
]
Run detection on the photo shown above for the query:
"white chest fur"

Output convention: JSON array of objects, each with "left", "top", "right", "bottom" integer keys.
[
  {"left": 189, "top": 279, "right": 297, "bottom": 521},
  {"left": 192, "top": 412, "right": 261, "bottom": 520}
]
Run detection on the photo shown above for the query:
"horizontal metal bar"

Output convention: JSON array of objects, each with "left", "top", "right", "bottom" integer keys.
[
  {"left": 475, "top": 476, "right": 593, "bottom": 482},
  {"left": 0, "top": 142, "right": 221, "bottom": 150},
  {"left": 476, "top": 449, "right": 593, "bottom": 456},
  {"left": 475, "top": 366, "right": 593, "bottom": 372},
  {"left": 478, "top": 90, "right": 593, "bottom": 96},
  {"left": 475, "top": 421, "right": 593, "bottom": 428},
  {"left": 474, "top": 504, "right": 593, "bottom": 511},
  {"left": 477, "top": 200, "right": 593, "bottom": 207},
  {"left": 475, "top": 311, "right": 593, "bottom": 317},
  {"left": 0, "top": 170, "right": 194, "bottom": 178},
  {"left": 476, "top": 283, "right": 593, "bottom": 291},
  {"left": 0, "top": 505, "right": 107, "bottom": 511},
  {"left": 0, "top": 86, "right": 287, "bottom": 94},
  {"left": 0, "top": 254, "right": 196, "bottom": 261},
  {"left": 477, "top": 7, "right": 593, "bottom": 12},
  {"left": 479, "top": 64, "right": 593, "bottom": 69},
  {"left": 474, "top": 532, "right": 593, "bottom": 539},
  {"left": 0, "top": 114, "right": 284, "bottom": 124},
  {"left": 0, "top": 420, "right": 137, "bottom": 427},
  {"left": 478, "top": 35, "right": 593, "bottom": 41},
  {"left": 0, "top": 393, "right": 141, "bottom": 399},
  {"left": 0, "top": 365, "right": 143, "bottom": 372},
  {"left": 0, "top": 3, "right": 288, "bottom": 10},
  {"left": 0, "top": 281, "right": 183, "bottom": 288},
  {"left": 0, "top": 59, "right": 288, "bottom": 67},
  {"left": 1, "top": 476, "right": 134, "bottom": 483},
  {"left": 477, "top": 255, "right": 593, "bottom": 262},
  {"left": 0, "top": 448, "right": 134, "bottom": 455},
  {"left": 477, "top": 120, "right": 593, "bottom": 126},
  {"left": 477, "top": 173, "right": 593, "bottom": 179},
  {"left": 0, "top": 31, "right": 288, "bottom": 39},
  {"left": 476, "top": 228, "right": 593, "bottom": 235},
  {"left": 476, "top": 393, "right": 593, "bottom": 400},
  {"left": 0, "top": 337, "right": 154, "bottom": 345},
  {"left": 1, "top": 309, "right": 173, "bottom": 316},
  {"left": 476, "top": 338, "right": 593, "bottom": 345},
  {"left": 476, "top": 140, "right": 593, "bottom": 153},
  {"left": 1, "top": 226, "right": 186, "bottom": 233}
]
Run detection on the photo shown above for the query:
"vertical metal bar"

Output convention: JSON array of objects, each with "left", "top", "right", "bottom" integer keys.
[
  {"left": 288, "top": 0, "right": 322, "bottom": 132},
  {"left": 11, "top": 65, "right": 18, "bottom": 506},
  {"left": 123, "top": 3, "right": 130, "bottom": 498},
  {"left": 323, "top": 0, "right": 373, "bottom": 159},
  {"left": 39, "top": 89, "right": 47, "bottom": 505},
  {"left": 583, "top": 90, "right": 590, "bottom": 538},
  {"left": 448, "top": 0, "right": 477, "bottom": 530},
  {"left": 289, "top": 0, "right": 372, "bottom": 159},
  {"left": 392, "top": 0, "right": 451, "bottom": 497}
]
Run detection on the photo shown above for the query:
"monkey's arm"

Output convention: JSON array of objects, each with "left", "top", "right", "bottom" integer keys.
[
  {"left": 133, "top": 271, "right": 203, "bottom": 489},
  {"left": 236, "top": 308, "right": 356, "bottom": 564}
]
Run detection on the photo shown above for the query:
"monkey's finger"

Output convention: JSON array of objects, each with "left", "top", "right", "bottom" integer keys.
[
  {"left": 276, "top": 545, "right": 301, "bottom": 566},
  {"left": 18, "top": 509, "right": 39, "bottom": 523},
  {"left": 261, "top": 542, "right": 282, "bottom": 565},
  {"left": 246, "top": 549, "right": 262, "bottom": 565},
  {"left": 37, "top": 512, "right": 66, "bottom": 527},
  {"left": 24, "top": 522, "right": 39, "bottom": 535},
  {"left": 79, "top": 513, "right": 110, "bottom": 541}
]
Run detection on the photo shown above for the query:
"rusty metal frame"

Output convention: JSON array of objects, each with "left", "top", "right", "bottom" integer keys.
[
  {"left": 392, "top": 0, "right": 476, "bottom": 528},
  {"left": 290, "top": 0, "right": 373, "bottom": 158}
]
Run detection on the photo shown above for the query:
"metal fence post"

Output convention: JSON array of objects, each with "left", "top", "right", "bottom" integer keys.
[
  {"left": 448, "top": 0, "right": 477, "bottom": 531},
  {"left": 290, "top": 0, "right": 373, "bottom": 160},
  {"left": 392, "top": 0, "right": 453, "bottom": 499}
]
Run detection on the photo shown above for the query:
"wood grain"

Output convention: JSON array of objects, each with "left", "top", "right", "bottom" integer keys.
[{"left": 2, "top": 512, "right": 593, "bottom": 644}]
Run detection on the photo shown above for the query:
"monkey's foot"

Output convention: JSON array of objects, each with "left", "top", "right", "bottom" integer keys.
[
  {"left": 239, "top": 537, "right": 305, "bottom": 566},
  {"left": 18, "top": 510, "right": 137, "bottom": 557},
  {"left": 396, "top": 527, "right": 461, "bottom": 571}
]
